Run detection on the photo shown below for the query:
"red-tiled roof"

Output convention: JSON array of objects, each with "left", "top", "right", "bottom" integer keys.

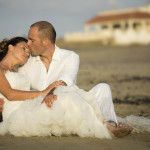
[{"left": 85, "top": 11, "right": 150, "bottom": 25}]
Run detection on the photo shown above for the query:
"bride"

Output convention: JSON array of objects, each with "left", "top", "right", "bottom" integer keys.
[{"left": 0, "top": 37, "right": 148, "bottom": 138}]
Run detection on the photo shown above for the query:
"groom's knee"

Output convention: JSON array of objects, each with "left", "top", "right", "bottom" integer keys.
[
  {"left": 96, "top": 83, "right": 110, "bottom": 90},
  {"left": 89, "top": 83, "right": 111, "bottom": 96},
  {"left": 96, "top": 83, "right": 112, "bottom": 96}
]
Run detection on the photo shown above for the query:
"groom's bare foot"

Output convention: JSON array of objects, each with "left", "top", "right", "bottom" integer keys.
[
  {"left": 105, "top": 121, "right": 133, "bottom": 138},
  {"left": 118, "top": 122, "right": 133, "bottom": 131}
]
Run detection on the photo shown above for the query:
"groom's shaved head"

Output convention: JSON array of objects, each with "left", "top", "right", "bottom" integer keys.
[{"left": 30, "top": 21, "right": 56, "bottom": 44}]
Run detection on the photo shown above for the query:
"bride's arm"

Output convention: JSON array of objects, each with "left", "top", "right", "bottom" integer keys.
[{"left": 0, "top": 71, "right": 59, "bottom": 101}]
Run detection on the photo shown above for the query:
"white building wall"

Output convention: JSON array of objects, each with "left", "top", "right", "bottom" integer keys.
[{"left": 64, "top": 5, "right": 150, "bottom": 45}]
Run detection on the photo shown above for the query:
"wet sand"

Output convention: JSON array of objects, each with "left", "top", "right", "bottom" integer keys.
[{"left": 0, "top": 41, "right": 150, "bottom": 150}]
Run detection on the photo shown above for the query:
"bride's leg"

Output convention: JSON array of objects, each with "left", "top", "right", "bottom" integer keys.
[
  {"left": 0, "top": 98, "right": 4, "bottom": 122},
  {"left": 88, "top": 83, "right": 118, "bottom": 124}
]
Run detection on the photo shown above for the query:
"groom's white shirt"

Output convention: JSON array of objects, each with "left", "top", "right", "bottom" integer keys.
[{"left": 18, "top": 46, "right": 79, "bottom": 91}]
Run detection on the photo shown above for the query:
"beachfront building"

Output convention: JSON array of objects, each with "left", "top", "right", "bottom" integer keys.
[{"left": 64, "top": 4, "right": 150, "bottom": 45}]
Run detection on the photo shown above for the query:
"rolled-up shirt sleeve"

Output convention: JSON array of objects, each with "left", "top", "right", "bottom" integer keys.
[{"left": 58, "top": 53, "right": 80, "bottom": 86}]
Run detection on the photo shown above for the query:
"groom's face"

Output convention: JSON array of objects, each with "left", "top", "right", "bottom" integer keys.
[{"left": 28, "top": 27, "right": 45, "bottom": 56}]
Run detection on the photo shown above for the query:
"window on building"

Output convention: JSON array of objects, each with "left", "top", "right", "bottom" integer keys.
[
  {"left": 113, "top": 24, "right": 121, "bottom": 29},
  {"left": 101, "top": 25, "right": 108, "bottom": 30},
  {"left": 133, "top": 22, "right": 141, "bottom": 31}
]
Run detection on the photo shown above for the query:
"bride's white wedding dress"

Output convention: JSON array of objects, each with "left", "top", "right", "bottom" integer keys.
[
  {"left": 0, "top": 71, "right": 150, "bottom": 138},
  {"left": 0, "top": 71, "right": 111, "bottom": 138}
]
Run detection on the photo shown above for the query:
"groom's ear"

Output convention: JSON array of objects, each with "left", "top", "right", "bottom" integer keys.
[{"left": 43, "top": 38, "right": 50, "bottom": 46}]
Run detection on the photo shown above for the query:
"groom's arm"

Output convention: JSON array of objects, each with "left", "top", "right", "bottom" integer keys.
[{"left": 57, "top": 52, "right": 80, "bottom": 86}]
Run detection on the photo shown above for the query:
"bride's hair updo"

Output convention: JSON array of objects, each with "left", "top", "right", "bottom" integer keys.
[{"left": 0, "top": 37, "right": 27, "bottom": 61}]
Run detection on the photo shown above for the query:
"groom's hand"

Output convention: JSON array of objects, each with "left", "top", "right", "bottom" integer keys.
[
  {"left": 0, "top": 98, "right": 5, "bottom": 112},
  {"left": 41, "top": 94, "right": 57, "bottom": 108}
]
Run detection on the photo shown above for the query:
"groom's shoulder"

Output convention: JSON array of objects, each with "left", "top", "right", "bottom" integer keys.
[{"left": 56, "top": 46, "right": 79, "bottom": 58}]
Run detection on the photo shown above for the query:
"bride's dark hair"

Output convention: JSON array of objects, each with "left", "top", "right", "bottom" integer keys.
[{"left": 0, "top": 37, "right": 28, "bottom": 61}]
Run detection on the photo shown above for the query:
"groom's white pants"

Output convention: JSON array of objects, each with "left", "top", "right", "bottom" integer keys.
[{"left": 89, "top": 83, "right": 118, "bottom": 124}]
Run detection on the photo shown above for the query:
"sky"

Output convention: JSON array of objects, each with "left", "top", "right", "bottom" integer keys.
[{"left": 0, "top": 0, "right": 149, "bottom": 40}]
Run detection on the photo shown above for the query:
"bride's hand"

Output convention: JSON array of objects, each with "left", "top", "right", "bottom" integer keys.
[
  {"left": 0, "top": 98, "right": 5, "bottom": 112},
  {"left": 44, "top": 81, "right": 66, "bottom": 94},
  {"left": 50, "top": 81, "right": 67, "bottom": 88}
]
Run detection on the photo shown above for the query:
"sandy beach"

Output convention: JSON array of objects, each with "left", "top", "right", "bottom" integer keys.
[
  {"left": 59, "top": 42, "right": 150, "bottom": 118},
  {"left": 0, "top": 133, "right": 150, "bottom": 150},
  {"left": 0, "top": 41, "right": 150, "bottom": 150}
]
